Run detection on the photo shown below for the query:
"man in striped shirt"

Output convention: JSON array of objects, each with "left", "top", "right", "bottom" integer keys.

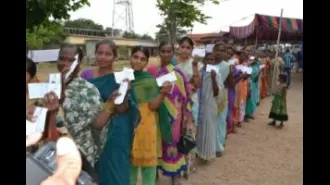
[{"left": 283, "top": 48, "right": 295, "bottom": 88}]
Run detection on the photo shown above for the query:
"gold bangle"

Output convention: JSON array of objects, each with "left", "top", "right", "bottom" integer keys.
[{"left": 103, "top": 102, "right": 115, "bottom": 115}]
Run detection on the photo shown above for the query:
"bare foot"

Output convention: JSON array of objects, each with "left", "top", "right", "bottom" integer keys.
[
  {"left": 276, "top": 124, "right": 284, "bottom": 129},
  {"left": 268, "top": 121, "right": 276, "bottom": 126},
  {"left": 216, "top": 152, "right": 223, "bottom": 157},
  {"left": 172, "top": 176, "right": 182, "bottom": 185}
]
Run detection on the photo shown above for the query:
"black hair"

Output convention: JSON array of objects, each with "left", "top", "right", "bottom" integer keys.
[
  {"left": 178, "top": 36, "right": 194, "bottom": 48},
  {"left": 239, "top": 52, "right": 248, "bottom": 61},
  {"left": 279, "top": 73, "right": 287, "bottom": 83},
  {"left": 59, "top": 43, "right": 84, "bottom": 61},
  {"left": 213, "top": 41, "right": 226, "bottom": 51},
  {"left": 26, "top": 57, "right": 37, "bottom": 78},
  {"left": 159, "top": 41, "right": 174, "bottom": 51},
  {"left": 205, "top": 52, "right": 213, "bottom": 58},
  {"left": 131, "top": 46, "right": 150, "bottom": 61},
  {"left": 285, "top": 48, "right": 290, "bottom": 53},
  {"left": 204, "top": 52, "right": 213, "bottom": 62},
  {"left": 95, "top": 39, "right": 117, "bottom": 57},
  {"left": 236, "top": 51, "right": 242, "bottom": 56}
]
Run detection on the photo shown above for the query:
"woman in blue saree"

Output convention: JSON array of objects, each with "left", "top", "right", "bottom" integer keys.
[
  {"left": 245, "top": 59, "right": 260, "bottom": 120},
  {"left": 89, "top": 74, "right": 140, "bottom": 185},
  {"left": 86, "top": 39, "right": 140, "bottom": 185}
]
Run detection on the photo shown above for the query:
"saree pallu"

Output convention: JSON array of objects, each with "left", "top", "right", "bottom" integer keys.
[
  {"left": 196, "top": 68, "right": 222, "bottom": 160},
  {"left": 130, "top": 71, "right": 172, "bottom": 167},
  {"left": 157, "top": 64, "right": 192, "bottom": 177},
  {"left": 89, "top": 74, "right": 140, "bottom": 185}
]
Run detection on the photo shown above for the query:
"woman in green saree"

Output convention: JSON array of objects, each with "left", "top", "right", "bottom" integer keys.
[{"left": 129, "top": 46, "right": 172, "bottom": 185}]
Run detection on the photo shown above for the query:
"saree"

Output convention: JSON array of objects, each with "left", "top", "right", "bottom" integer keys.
[
  {"left": 174, "top": 57, "right": 203, "bottom": 125},
  {"left": 215, "top": 61, "right": 230, "bottom": 153},
  {"left": 89, "top": 74, "right": 140, "bottom": 185},
  {"left": 260, "top": 59, "right": 270, "bottom": 98},
  {"left": 196, "top": 67, "right": 223, "bottom": 160},
  {"left": 172, "top": 57, "right": 202, "bottom": 176},
  {"left": 157, "top": 64, "right": 191, "bottom": 177},
  {"left": 130, "top": 71, "right": 172, "bottom": 185},
  {"left": 227, "top": 68, "right": 240, "bottom": 133},
  {"left": 131, "top": 71, "right": 172, "bottom": 166},
  {"left": 233, "top": 62, "right": 249, "bottom": 123},
  {"left": 245, "top": 63, "right": 260, "bottom": 117}
]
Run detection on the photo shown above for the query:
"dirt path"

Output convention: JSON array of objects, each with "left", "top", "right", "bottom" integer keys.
[{"left": 156, "top": 73, "right": 303, "bottom": 185}]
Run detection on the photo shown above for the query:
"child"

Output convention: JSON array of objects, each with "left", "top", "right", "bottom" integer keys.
[{"left": 268, "top": 73, "right": 288, "bottom": 129}]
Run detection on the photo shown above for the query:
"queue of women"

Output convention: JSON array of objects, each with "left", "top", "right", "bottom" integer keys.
[{"left": 26, "top": 36, "right": 289, "bottom": 185}]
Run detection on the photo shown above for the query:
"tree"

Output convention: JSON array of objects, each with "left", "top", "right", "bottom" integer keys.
[
  {"left": 105, "top": 27, "right": 122, "bottom": 37},
  {"left": 26, "top": 0, "right": 90, "bottom": 30},
  {"left": 155, "top": 25, "right": 188, "bottom": 42},
  {"left": 139, "top": 34, "right": 154, "bottom": 41},
  {"left": 26, "top": 22, "right": 66, "bottom": 49},
  {"left": 122, "top": 31, "right": 154, "bottom": 41},
  {"left": 156, "top": 0, "right": 219, "bottom": 44},
  {"left": 64, "top": 18, "right": 104, "bottom": 30}
]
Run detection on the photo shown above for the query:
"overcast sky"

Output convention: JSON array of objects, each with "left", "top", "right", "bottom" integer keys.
[{"left": 70, "top": 0, "right": 303, "bottom": 37}]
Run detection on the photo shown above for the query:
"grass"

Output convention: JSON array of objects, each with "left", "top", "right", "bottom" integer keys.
[{"left": 37, "top": 57, "right": 160, "bottom": 80}]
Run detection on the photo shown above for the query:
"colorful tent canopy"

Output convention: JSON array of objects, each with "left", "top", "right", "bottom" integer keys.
[
  {"left": 229, "top": 13, "right": 303, "bottom": 41},
  {"left": 255, "top": 14, "right": 303, "bottom": 33}
]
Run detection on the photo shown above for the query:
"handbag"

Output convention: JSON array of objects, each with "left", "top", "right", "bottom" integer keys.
[{"left": 177, "top": 133, "right": 196, "bottom": 155}]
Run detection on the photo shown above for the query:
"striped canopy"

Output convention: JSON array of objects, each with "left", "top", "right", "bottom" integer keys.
[
  {"left": 255, "top": 14, "right": 303, "bottom": 33},
  {"left": 229, "top": 13, "right": 303, "bottom": 41}
]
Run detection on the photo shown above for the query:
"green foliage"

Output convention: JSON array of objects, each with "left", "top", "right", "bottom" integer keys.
[
  {"left": 155, "top": 25, "right": 188, "bottom": 42},
  {"left": 156, "top": 0, "right": 219, "bottom": 43},
  {"left": 122, "top": 31, "right": 154, "bottom": 41},
  {"left": 26, "top": 0, "right": 90, "bottom": 29},
  {"left": 64, "top": 18, "right": 104, "bottom": 30},
  {"left": 26, "top": 22, "right": 66, "bottom": 49}
]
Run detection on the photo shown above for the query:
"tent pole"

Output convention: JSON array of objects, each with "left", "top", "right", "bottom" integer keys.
[
  {"left": 275, "top": 9, "right": 284, "bottom": 58},
  {"left": 255, "top": 28, "right": 258, "bottom": 48}
]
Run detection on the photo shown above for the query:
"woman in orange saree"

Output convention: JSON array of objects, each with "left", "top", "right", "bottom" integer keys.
[
  {"left": 233, "top": 53, "right": 249, "bottom": 127},
  {"left": 260, "top": 54, "right": 270, "bottom": 99}
]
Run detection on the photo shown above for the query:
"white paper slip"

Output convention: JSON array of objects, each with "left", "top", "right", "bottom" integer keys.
[
  {"left": 26, "top": 120, "right": 37, "bottom": 136},
  {"left": 156, "top": 71, "right": 177, "bottom": 87},
  {"left": 192, "top": 48, "right": 206, "bottom": 58},
  {"left": 235, "top": 65, "right": 244, "bottom": 72},
  {"left": 48, "top": 73, "right": 61, "bottom": 98},
  {"left": 47, "top": 84, "right": 61, "bottom": 99},
  {"left": 114, "top": 81, "right": 129, "bottom": 105},
  {"left": 205, "top": 44, "right": 214, "bottom": 53},
  {"left": 123, "top": 67, "right": 135, "bottom": 81},
  {"left": 228, "top": 59, "right": 237, "bottom": 65},
  {"left": 26, "top": 107, "right": 48, "bottom": 135},
  {"left": 246, "top": 67, "right": 253, "bottom": 74},
  {"left": 65, "top": 54, "right": 79, "bottom": 80},
  {"left": 28, "top": 83, "right": 49, "bottom": 99},
  {"left": 259, "top": 64, "right": 265, "bottom": 69},
  {"left": 114, "top": 68, "right": 135, "bottom": 84},
  {"left": 49, "top": 73, "right": 61, "bottom": 84},
  {"left": 206, "top": 64, "right": 219, "bottom": 73}
]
